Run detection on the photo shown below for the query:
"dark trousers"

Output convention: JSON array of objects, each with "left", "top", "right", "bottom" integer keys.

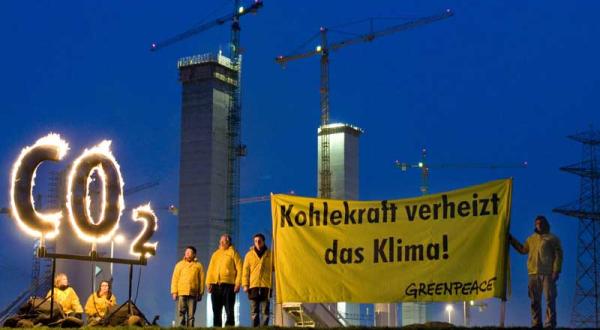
[
  {"left": 249, "top": 298, "right": 270, "bottom": 327},
  {"left": 176, "top": 295, "right": 197, "bottom": 327},
  {"left": 528, "top": 274, "right": 557, "bottom": 328},
  {"left": 211, "top": 284, "right": 236, "bottom": 327}
]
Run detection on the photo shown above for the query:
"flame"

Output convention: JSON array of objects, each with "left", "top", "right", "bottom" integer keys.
[
  {"left": 66, "top": 140, "right": 125, "bottom": 243},
  {"left": 132, "top": 203, "right": 155, "bottom": 216},
  {"left": 130, "top": 203, "right": 159, "bottom": 258},
  {"left": 10, "top": 133, "right": 69, "bottom": 239}
]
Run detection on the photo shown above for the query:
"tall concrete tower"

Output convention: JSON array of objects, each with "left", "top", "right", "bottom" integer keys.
[
  {"left": 317, "top": 123, "right": 362, "bottom": 200},
  {"left": 317, "top": 123, "right": 363, "bottom": 326},
  {"left": 177, "top": 52, "right": 239, "bottom": 326}
]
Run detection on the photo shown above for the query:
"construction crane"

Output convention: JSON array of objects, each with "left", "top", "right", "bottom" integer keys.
[
  {"left": 395, "top": 148, "right": 526, "bottom": 326},
  {"left": 149, "top": 0, "right": 263, "bottom": 52},
  {"left": 163, "top": 190, "right": 296, "bottom": 216},
  {"left": 151, "top": 0, "right": 263, "bottom": 244},
  {"left": 124, "top": 180, "right": 159, "bottom": 196},
  {"left": 275, "top": 9, "right": 454, "bottom": 199},
  {"left": 237, "top": 190, "right": 296, "bottom": 204},
  {"left": 395, "top": 148, "right": 528, "bottom": 195}
]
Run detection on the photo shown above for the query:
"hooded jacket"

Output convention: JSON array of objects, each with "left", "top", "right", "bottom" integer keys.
[
  {"left": 518, "top": 218, "right": 563, "bottom": 275},
  {"left": 46, "top": 286, "right": 83, "bottom": 314},
  {"left": 206, "top": 246, "right": 243, "bottom": 286},
  {"left": 242, "top": 246, "right": 273, "bottom": 289},
  {"left": 84, "top": 293, "right": 117, "bottom": 318},
  {"left": 171, "top": 258, "right": 205, "bottom": 297}
]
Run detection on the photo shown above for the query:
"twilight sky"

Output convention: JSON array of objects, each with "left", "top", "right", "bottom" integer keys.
[{"left": 1, "top": 0, "right": 599, "bottom": 327}]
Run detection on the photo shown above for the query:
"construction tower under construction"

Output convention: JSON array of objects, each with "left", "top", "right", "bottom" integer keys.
[
  {"left": 177, "top": 52, "right": 241, "bottom": 326},
  {"left": 319, "top": 123, "right": 363, "bottom": 325},
  {"left": 553, "top": 128, "right": 600, "bottom": 328}
]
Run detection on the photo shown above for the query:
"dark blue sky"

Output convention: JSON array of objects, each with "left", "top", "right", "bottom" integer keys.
[{"left": 1, "top": 0, "right": 599, "bottom": 327}]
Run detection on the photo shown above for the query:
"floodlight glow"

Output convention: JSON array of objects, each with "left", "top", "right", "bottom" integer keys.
[
  {"left": 130, "top": 203, "right": 158, "bottom": 258},
  {"left": 316, "top": 45, "right": 323, "bottom": 52},
  {"left": 10, "top": 133, "right": 69, "bottom": 239},
  {"left": 66, "top": 140, "right": 124, "bottom": 244},
  {"left": 114, "top": 233, "right": 126, "bottom": 244},
  {"left": 238, "top": 6, "right": 244, "bottom": 14},
  {"left": 445, "top": 304, "right": 454, "bottom": 324}
]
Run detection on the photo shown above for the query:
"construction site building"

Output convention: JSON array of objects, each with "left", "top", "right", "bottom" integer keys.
[
  {"left": 317, "top": 123, "right": 362, "bottom": 200},
  {"left": 320, "top": 123, "right": 363, "bottom": 326},
  {"left": 275, "top": 123, "right": 364, "bottom": 327},
  {"left": 177, "top": 52, "right": 239, "bottom": 326}
]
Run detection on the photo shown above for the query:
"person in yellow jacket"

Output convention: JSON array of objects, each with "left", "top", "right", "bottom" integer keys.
[
  {"left": 85, "top": 280, "right": 117, "bottom": 325},
  {"left": 46, "top": 273, "right": 83, "bottom": 319},
  {"left": 171, "top": 246, "right": 204, "bottom": 327},
  {"left": 509, "top": 215, "right": 563, "bottom": 328},
  {"left": 242, "top": 233, "right": 273, "bottom": 327},
  {"left": 206, "top": 234, "right": 242, "bottom": 327}
]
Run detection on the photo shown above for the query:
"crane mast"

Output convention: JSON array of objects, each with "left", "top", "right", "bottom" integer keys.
[
  {"left": 395, "top": 148, "right": 528, "bottom": 195},
  {"left": 227, "top": 0, "right": 243, "bottom": 240},
  {"left": 276, "top": 10, "right": 454, "bottom": 198},
  {"left": 319, "top": 28, "right": 331, "bottom": 197}
]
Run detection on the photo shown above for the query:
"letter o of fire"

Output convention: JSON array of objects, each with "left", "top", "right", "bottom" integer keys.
[{"left": 66, "top": 141, "right": 124, "bottom": 243}]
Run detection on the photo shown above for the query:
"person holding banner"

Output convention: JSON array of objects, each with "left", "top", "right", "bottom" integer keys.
[
  {"left": 85, "top": 280, "right": 117, "bottom": 325},
  {"left": 242, "top": 233, "right": 273, "bottom": 327},
  {"left": 509, "top": 215, "right": 563, "bottom": 328},
  {"left": 206, "top": 234, "right": 243, "bottom": 327},
  {"left": 46, "top": 273, "right": 83, "bottom": 319},
  {"left": 171, "top": 246, "right": 205, "bottom": 327}
]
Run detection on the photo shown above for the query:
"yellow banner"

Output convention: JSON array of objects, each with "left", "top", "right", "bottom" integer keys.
[{"left": 271, "top": 179, "right": 512, "bottom": 303}]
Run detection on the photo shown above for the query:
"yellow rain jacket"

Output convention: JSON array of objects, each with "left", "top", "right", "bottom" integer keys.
[
  {"left": 171, "top": 258, "right": 205, "bottom": 296},
  {"left": 206, "top": 246, "right": 242, "bottom": 286},
  {"left": 523, "top": 232, "right": 563, "bottom": 275},
  {"left": 84, "top": 293, "right": 117, "bottom": 318},
  {"left": 46, "top": 287, "right": 83, "bottom": 314},
  {"left": 242, "top": 247, "right": 273, "bottom": 289}
]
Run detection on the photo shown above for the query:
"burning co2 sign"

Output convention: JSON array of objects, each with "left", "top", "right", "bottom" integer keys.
[{"left": 10, "top": 133, "right": 158, "bottom": 259}]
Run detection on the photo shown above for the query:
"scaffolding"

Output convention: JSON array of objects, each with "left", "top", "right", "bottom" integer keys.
[{"left": 226, "top": 7, "right": 244, "bottom": 244}]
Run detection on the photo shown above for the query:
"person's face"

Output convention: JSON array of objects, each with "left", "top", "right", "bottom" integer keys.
[
  {"left": 100, "top": 282, "right": 109, "bottom": 295},
  {"left": 535, "top": 219, "right": 543, "bottom": 232},
  {"left": 254, "top": 236, "right": 265, "bottom": 250},
  {"left": 59, "top": 275, "right": 68, "bottom": 287},
  {"left": 219, "top": 236, "right": 230, "bottom": 250},
  {"left": 184, "top": 248, "right": 194, "bottom": 260}
]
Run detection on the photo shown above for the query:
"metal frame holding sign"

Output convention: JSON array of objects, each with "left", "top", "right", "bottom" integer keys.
[{"left": 9, "top": 133, "right": 159, "bottom": 321}]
